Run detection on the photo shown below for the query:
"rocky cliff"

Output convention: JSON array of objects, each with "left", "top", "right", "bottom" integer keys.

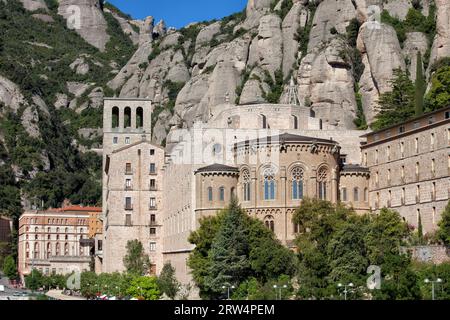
[{"left": 0, "top": 0, "right": 449, "bottom": 212}]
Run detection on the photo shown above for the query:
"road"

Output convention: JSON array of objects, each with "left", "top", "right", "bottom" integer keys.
[{"left": 0, "top": 272, "right": 31, "bottom": 300}]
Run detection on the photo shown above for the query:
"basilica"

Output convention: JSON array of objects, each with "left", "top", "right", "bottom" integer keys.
[{"left": 100, "top": 97, "right": 450, "bottom": 288}]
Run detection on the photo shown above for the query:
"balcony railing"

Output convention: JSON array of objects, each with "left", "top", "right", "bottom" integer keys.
[
  {"left": 149, "top": 186, "right": 157, "bottom": 191},
  {"left": 149, "top": 205, "right": 157, "bottom": 210},
  {"left": 125, "top": 205, "right": 133, "bottom": 211},
  {"left": 125, "top": 185, "right": 133, "bottom": 191},
  {"left": 125, "top": 170, "right": 133, "bottom": 175}
]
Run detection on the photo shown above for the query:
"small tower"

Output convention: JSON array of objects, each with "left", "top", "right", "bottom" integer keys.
[{"left": 284, "top": 76, "right": 299, "bottom": 106}]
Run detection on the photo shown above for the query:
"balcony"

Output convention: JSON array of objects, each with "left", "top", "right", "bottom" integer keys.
[
  {"left": 150, "top": 220, "right": 158, "bottom": 226},
  {"left": 125, "top": 170, "right": 133, "bottom": 175},
  {"left": 125, "top": 185, "right": 133, "bottom": 191},
  {"left": 149, "top": 205, "right": 157, "bottom": 210},
  {"left": 149, "top": 186, "right": 157, "bottom": 191},
  {"left": 125, "top": 205, "right": 133, "bottom": 211}
]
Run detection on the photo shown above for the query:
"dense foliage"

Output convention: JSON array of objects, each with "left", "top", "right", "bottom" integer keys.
[
  {"left": 123, "top": 240, "right": 151, "bottom": 276},
  {"left": 188, "top": 198, "right": 296, "bottom": 299},
  {"left": 371, "top": 69, "right": 416, "bottom": 131},
  {"left": 157, "top": 262, "right": 181, "bottom": 300},
  {"left": 293, "top": 199, "right": 420, "bottom": 300}
]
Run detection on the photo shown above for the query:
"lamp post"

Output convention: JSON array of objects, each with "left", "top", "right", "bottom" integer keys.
[
  {"left": 337, "top": 283, "right": 354, "bottom": 300},
  {"left": 424, "top": 278, "right": 443, "bottom": 300},
  {"left": 273, "top": 285, "right": 288, "bottom": 300},
  {"left": 222, "top": 284, "right": 235, "bottom": 300}
]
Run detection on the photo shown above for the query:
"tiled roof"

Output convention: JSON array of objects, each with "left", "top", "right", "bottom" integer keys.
[{"left": 195, "top": 163, "right": 239, "bottom": 174}]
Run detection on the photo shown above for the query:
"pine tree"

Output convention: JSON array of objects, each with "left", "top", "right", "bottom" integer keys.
[
  {"left": 157, "top": 262, "right": 180, "bottom": 300},
  {"left": 123, "top": 240, "right": 151, "bottom": 276},
  {"left": 205, "top": 198, "right": 250, "bottom": 295},
  {"left": 417, "top": 212, "right": 424, "bottom": 245},
  {"left": 414, "top": 52, "right": 426, "bottom": 116},
  {"left": 372, "top": 69, "right": 415, "bottom": 131}
]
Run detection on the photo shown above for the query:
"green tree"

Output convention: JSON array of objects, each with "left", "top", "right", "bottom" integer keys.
[
  {"left": 417, "top": 212, "right": 424, "bottom": 245},
  {"left": 372, "top": 69, "right": 415, "bottom": 131},
  {"left": 188, "top": 199, "right": 295, "bottom": 299},
  {"left": 126, "top": 276, "right": 160, "bottom": 300},
  {"left": 2, "top": 255, "right": 17, "bottom": 279},
  {"left": 414, "top": 52, "right": 426, "bottom": 116},
  {"left": 123, "top": 240, "right": 151, "bottom": 276},
  {"left": 437, "top": 201, "right": 450, "bottom": 246},
  {"left": 205, "top": 198, "right": 251, "bottom": 295},
  {"left": 25, "top": 269, "right": 44, "bottom": 291},
  {"left": 426, "top": 64, "right": 450, "bottom": 111},
  {"left": 157, "top": 262, "right": 180, "bottom": 300}
]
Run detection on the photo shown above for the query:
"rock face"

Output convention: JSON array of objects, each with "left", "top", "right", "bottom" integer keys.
[
  {"left": 19, "top": 0, "right": 47, "bottom": 11},
  {"left": 308, "top": 0, "right": 356, "bottom": 52},
  {"left": 58, "top": 0, "right": 110, "bottom": 51},
  {"left": 357, "top": 22, "right": 405, "bottom": 123},
  {"left": 298, "top": 38, "right": 358, "bottom": 129},
  {"left": 0, "top": 75, "right": 28, "bottom": 112},
  {"left": 108, "top": 10, "right": 140, "bottom": 45},
  {"left": 429, "top": 0, "right": 450, "bottom": 71},
  {"left": 403, "top": 32, "right": 428, "bottom": 81}
]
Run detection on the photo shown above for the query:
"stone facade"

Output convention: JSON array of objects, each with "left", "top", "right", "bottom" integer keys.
[
  {"left": 102, "top": 98, "right": 165, "bottom": 274},
  {"left": 100, "top": 96, "right": 450, "bottom": 291},
  {"left": 17, "top": 206, "right": 100, "bottom": 280},
  {"left": 361, "top": 107, "right": 450, "bottom": 233}
]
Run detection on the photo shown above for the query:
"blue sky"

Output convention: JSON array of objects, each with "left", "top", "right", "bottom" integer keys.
[{"left": 107, "top": 0, "right": 248, "bottom": 29}]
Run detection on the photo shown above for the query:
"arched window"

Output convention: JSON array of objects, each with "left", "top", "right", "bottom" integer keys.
[
  {"left": 136, "top": 107, "right": 143, "bottom": 128},
  {"left": 208, "top": 187, "right": 213, "bottom": 201},
  {"left": 264, "top": 215, "right": 275, "bottom": 232},
  {"left": 354, "top": 188, "right": 359, "bottom": 202},
  {"left": 317, "top": 167, "right": 328, "bottom": 200},
  {"left": 26, "top": 242, "right": 30, "bottom": 259},
  {"left": 263, "top": 167, "right": 276, "bottom": 200},
  {"left": 364, "top": 188, "right": 368, "bottom": 202},
  {"left": 47, "top": 243, "right": 52, "bottom": 258},
  {"left": 293, "top": 115, "right": 298, "bottom": 129},
  {"left": 291, "top": 167, "right": 304, "bottom": 200},
  {"left": 112, "top": 107, "right": 120, "bottom": 128},
  {"left": 124, "top": 107, "right": 132, "bottom": 128},
  {"left": 341, "top": 188, "right": 347, "bottom": 201},
  {"left": 56, "top": 243, "right": 60, "bottom": 256},
  {"left": 261, "top": 114, "right": 267, "bottom": 129},
  {"left": 34, "top": 243, "right": 39, "bottom": 259},
  {"left": 219, "top": 187, "right": 225, "bottom": 201},
  {"left": 242, "top": 169, "right": 251, "bottom": 201},
  {"left": 64, "top": 243, "right": 69, "bottom": 256}
]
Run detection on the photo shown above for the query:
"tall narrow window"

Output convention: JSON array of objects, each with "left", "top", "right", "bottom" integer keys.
[
  {"left": 387, "top": 146, "right": 391, "bottom": 161},
  {"left": 149, "top": 163, "right": 156, "bottom": 174},
  {"left": 415, "top": 138, "right": 419, "bottom": 153},
  {"left": 364, "top": 188, "right": 368, "bottom": 202},
  {"left": 292, "top": 167, "right": 304, "bottom": 200},
  {"left": 150, "top": 179, "right": 156, "bottom": 190},
  {"left": 261, "top": 114, "right": 267, "bottom": 129},
  {"left": 293, "top": 115, "right": 298, "bottom": 129},
  {"left": 341, "top": 188, "right": 348, "bottom": 201},
  {"left": 354, "top": 188, "right": 359, "bottom": 202},
  {"left": 112, "top": 107, "right": 119, "bottom": 128},
  {"left": 317, "top": 167, "right": 328, "bottom": 200},
  {"left": 208, "top": 187, "right": 213, "bottom": 201},
  {"left": 125, "top": 197, "right": 132, "bottom": 210},
  {"left": 136, "top": 107, "right": 143, "bottom": 128},
  {"left": 149, "top": 197, "right": 156, "bottom": 209},
  {"left": 242, "top": 170, "right": 251, "bottom": 201},
  {"left": 125, "top": 163, "right": 132, "bottom": 175},
  {"left": 219, "top": 187, "right": 225, "bottom": 201},
  {"left": 263, "top": 167, "right": 276, "bottom": 200},
  {"left": 416, "top": 162, "right": 420, "bottom": 180},
  {"left": 400, "top": 142, "right": 405, "bottom": 158},
  {"left": 124, "top": 107, "right": 131, "bottom": 128},
  {"left": 431, "top": 159, "right": 436, "bottom": 176}
]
